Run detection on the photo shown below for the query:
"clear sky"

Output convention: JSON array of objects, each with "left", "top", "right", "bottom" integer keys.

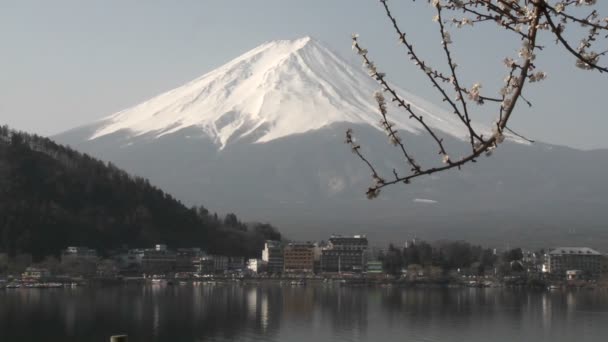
[{"left": 1, "top": 0, "right": 607, "bottom": 149}]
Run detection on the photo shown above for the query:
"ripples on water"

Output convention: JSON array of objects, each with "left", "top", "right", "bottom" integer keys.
[{"left": 1, "top": 283, "right": 608, "bottom": 342}]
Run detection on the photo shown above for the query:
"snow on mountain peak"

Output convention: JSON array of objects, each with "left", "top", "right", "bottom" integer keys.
[{"left": 90, "top": 36, "right": 475, "bottom": 147}]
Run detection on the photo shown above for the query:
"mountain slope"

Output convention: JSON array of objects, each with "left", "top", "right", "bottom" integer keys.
[
  {"left": 55, "top": 38, "right": 608, "bottom": 249},
  {"left": 0, "top": 126, "right": 280, "bottom": 260},
  {"left": 85, "top": 36, "right": 489, "bottom": 148}
]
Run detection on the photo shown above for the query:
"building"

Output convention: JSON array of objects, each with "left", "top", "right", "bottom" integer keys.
[
  {"left": 228, "top": 257, "right": 246, "bottom": 271},
  {"left": 119, "top": 249, "right": 145, "bottom": 272},
  {"left": 61, "top": 246, "right": 99, "bottom": 276},
  {"left": 322, "top": 249, "right": 365, "bottom": 273},
  {"left": 328, "top": 235, "right": 369, "bottom": 251},
  {"left": 321, "top": 235, "right": 368, "bottom": 273},
  {"left": 545, "top": 247, "right": 602, "bottom": 279},
  {"left": 566, "top": 270, "right": 584, "bottom": 281},
  {"left": 22, "top": 267, "right": 51, "bottom": 280},
  {"left": 197, "top": 255, "right": 230, "bottom": 274},
  {"left": 247, "top": 259, "right": 263, "bottom": 274},
  {"left": 62, "top": 246, "right": 98, "bottom": 260},
  {"left": 214, "top": 255, "right": 230, "bottom": 273},
  {"left": 197, "top": 256, "right": 216, "bottom": 275},
  {"left": 602, "top": 255, "right": 608, "bottom": 278},
  {"left": 366, "top": 260, "right": 384, "bottom": 274},
  {"left": 283, "top": 243, "right": 315, "bottom": 274},
  {"left": 175, "top": 248, "right": 204, "bottom": 273},
  {"left": 262, "top": 240, "right": 284, "bottom": 274},
  {"left": 142, "top": 244, "right": 177, "bottom": 274}
]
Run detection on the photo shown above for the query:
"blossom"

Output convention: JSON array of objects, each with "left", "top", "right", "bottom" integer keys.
[
  {"left": 503, "top": 57, "right": 516, "bottom": 68},
  {"left": 575, "top": 52, "right": 599, "bottom": 70},
  {"left": 468, "top": 83, "right": 482, "bottom": 102},
  {"left": 577, "top": 0, "right": 597, "bottom": 6},
  {"left": 442, "top": 31, "right": 452, "bottom": 45},
  {"left": 518, "top": 45, "right": 536, "bottom": 61},
  {"left": 529, "top": 71, "right": 547, "bottom": 83}
]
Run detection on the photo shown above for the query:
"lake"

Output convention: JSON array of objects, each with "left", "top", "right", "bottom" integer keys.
[{"left": 1, "top": 282, "right": 608, "bottom": 342}]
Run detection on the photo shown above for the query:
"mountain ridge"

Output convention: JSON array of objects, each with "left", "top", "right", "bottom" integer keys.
[
  {"left": 0, "top": 126, "right": 281, "bottom": 259},
  {"left": 54, "top": 38, "right": 608, "bottom": 249},
  {"left": 86, "top": 37, "right": 499, "bottom": 149}
]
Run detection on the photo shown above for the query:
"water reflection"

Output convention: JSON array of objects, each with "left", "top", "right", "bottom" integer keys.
[{"left": 1, "top": 284, "right": 608, "bottom": 342}]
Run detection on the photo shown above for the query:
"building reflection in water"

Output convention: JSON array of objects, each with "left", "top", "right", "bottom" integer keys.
[{"left": 1, "top": 284, "right": 608, "bottom": 342}]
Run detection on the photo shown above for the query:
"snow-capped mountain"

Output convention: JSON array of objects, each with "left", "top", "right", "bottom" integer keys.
[
  {"left": 56, "top": 37, "right": 608, "bottom": 248},
  {"left": 88, "top": 36, "right": 482, "bottom": 148}
]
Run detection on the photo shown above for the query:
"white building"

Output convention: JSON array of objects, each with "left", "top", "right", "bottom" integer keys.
[{"left": 247, "top": 259, "right": 263, "bottom": 274}]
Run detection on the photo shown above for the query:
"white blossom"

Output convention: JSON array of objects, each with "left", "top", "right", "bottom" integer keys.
[
  {"left": 468, "top": 83, "right": 482, "bottom": 102},
  {"left": 529, "top": 71, "right": 547, "bottom": 82},
  {"left": 442, "top": 31, "right": 452, "bottom": 45},
  {"left": 576, "top": 52, "right": 599, "bottom": 69}
]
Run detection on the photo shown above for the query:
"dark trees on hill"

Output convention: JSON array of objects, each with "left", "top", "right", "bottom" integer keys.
[{"left": 0, "top": 126, "right": 280, "bottom": 260}]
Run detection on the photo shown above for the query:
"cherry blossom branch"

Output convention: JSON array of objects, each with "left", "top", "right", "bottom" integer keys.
[{"left": 346, "top": 0, "right": 606, "bottom": 199}]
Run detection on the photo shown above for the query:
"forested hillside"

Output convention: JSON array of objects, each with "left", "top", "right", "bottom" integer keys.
[{"left": 0, "top": 125, "right": 280, "bottom": 260}]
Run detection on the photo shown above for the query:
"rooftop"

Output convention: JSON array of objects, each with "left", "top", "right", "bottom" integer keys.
[{"left": 548, "top": 247, "right": 601, "bottom": 256}]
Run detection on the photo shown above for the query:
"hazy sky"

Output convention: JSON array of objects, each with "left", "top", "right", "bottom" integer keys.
[{"left": 1, "top": 0, "right": 607, "bottom": 149}]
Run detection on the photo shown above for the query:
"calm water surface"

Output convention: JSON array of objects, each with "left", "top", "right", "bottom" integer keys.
[{"left": 1, "top": 283, "right": 608, "bottom": 342}]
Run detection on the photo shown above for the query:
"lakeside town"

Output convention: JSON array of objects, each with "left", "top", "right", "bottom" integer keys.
[{"left": 2, "top": 235, "right": 607, "bottom": 290}]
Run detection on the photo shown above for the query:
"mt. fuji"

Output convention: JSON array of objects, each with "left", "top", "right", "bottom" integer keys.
[
  {"left": 56, "top": 37, "right": 608, "bottom": 248},
  {"left": 87, "top": 36, "right": 483, "bottom": 147}
]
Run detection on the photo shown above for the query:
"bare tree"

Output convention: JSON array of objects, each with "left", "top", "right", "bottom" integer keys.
[{"left": 347, "top": 0, "right": 607, "bottom": 199}]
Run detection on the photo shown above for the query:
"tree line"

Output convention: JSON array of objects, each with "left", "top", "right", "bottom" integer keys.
[
  {"left": 379, "top": 239, "right": 533, "bottom": 276},
  {"left": 0, "top": 125, "right": 280, "bottom": 261}
]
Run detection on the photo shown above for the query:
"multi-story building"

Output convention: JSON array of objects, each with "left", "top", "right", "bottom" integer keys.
[
  {"left": 366, "top": 260, "right": 384, "bottom": 275},
  {"left": 328, "top": 235, "right": 369, "bottom": 251},
  {"left": 142, "top": 244, "right": 176, "bottom": 274},
  {"left": 247, "top": 258, "right": 263, "bottom": 274},
  {"left": 601, "top": 255, "right": 608, "bottom": 278},
  {"left": 175, "top": 248, "right": 204, "bottom": 273},
  {"left": 283, "top": 243, "right": 315, "bottom": 274},
  {"left": 322, "top": 249, "right": 365, "bottom": 273},
  {"left": 228, "top": 257, "right": 246, "bottom": 271},
  {"left": 545, "top": 247, "right": 602, "bottom": 279},
  {"left": 197, "top": 256, "right": 216, "bottom": 275},
  {"left": 62, "top": 246, "right": 98, "bottom": 260},
  {"left": 321, "top": 235, "right": 368, "bottom": 273},
  {"left": 262, "top": 240, "right": 284, "bottom": 274},
  {"left": 119, "top": 249, "right": 145, "bottom": 272},
  {"left": 213, "top": 255, "right": 230, "bottom": 273}
]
